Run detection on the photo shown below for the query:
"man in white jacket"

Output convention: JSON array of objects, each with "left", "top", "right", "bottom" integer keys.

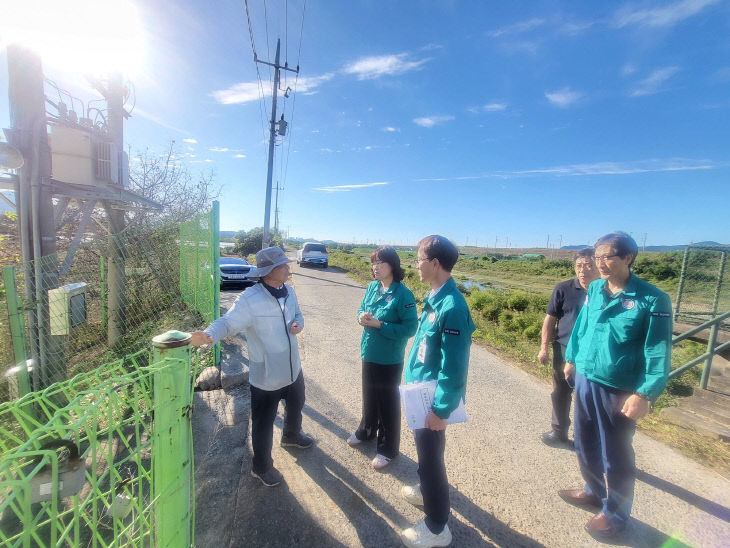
[{"left": 191, "top": 246, "right": 312, "bottom": 487}]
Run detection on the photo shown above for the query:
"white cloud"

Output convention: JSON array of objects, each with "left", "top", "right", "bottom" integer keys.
[
  {"left": 233, "top": 154, "right": 246, "bottom": 158},
  {"left": 415, "top": 158, "right": 716, "bottom": 181},
  {"left": 293, "top": 73, "right": 335, "bottom": 94},
  {"left": 209, "top": 147, "right": 230, "bottom": 152},
  {"left": 211, "top": 73, "right": 334, "bottom": 104},
  {"left": 183, "top": 138, "right": 197, "bottom": 144},
  {"left": 614, "top": 0, "right": 719, "bottom": 28},
  {"left": 313, "top": 182, "right": 389, "bottom": 193},
  {"left": 320, "top": 148, "right": 334, "bottom": 153},
  {"left": 344, "top": 53, "right": 430, "bottom": 80},
  {"left": 621, "top": 63, "right": 637, "bottom": 76},
  {"left": 413, "top": 115, "right": 454, "bottom": 128},
  {"left": 211, "top": 82, "right": 260, "bottom": 105},
  {"left": 545, "top": 87, "right": 583, "bottom": 108},
  {"left": 133, "top": 108, "right": 189, "bottom": 134},
  {"left": 383, "top": 127, "right": 400, "bottom": 132},
  {"left": 487, "top": 18, "right": 545, "bottom": 38},
  {"left": 630, "top": 66, "right": 681, "bottom": 96},
  {"left": 483, "top": 103, "right": 507, "bottom": 112},
  {"left": 204, "top": 159, "right": 213, "bottom": 163},
  {"left": 558, "top": 21, "right": 594, "bottom": 35}
]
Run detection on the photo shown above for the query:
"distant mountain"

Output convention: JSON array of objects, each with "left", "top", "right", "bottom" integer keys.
[{"left": 220, "top": 230, "right": 237, "bottom": 238}]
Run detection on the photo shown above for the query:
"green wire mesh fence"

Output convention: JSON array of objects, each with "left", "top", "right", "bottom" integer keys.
[
  {"left": 179, "top": 203, "right": 220, "bottom": 366},
  {"left": 0, "top": 202, "right": 220, "bottom": 404},
  {"left": 0, "top": 335, "right": 194, "bottom": 548}
]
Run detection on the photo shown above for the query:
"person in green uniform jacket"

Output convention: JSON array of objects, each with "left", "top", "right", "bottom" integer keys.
[
  {"left": 399, "top": 235, "right": 475, "bottom": 548},
  {"left": 559, "top": 232, "right": 672, "bottom": 540},
  {"left": 347, "top": 246, "right": 418, "bottom": 470}
]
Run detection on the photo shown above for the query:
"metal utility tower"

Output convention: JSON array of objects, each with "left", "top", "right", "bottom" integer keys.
[{"left": 256, "top": 39, "right": 298, "bottom": 249}]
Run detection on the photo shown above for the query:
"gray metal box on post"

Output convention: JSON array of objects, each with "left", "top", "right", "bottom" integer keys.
[{"left": 48, "top": 282, "right": 87, "bottom": 336}]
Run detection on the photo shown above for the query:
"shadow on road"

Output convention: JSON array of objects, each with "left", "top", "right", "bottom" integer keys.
[
  {"left": 299, "top": 392, "right": 547, "bottom": 547},
  {"left": 636, "top": 469, "right": 730, "bottom": 523}
]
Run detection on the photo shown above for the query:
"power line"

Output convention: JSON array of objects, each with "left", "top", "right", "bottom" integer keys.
[
  {"left": 281, "top": 0, "right": 306, "bottom": 203},
  {"left": 243, "top": 0, "right": 273, "bottom": 152}
]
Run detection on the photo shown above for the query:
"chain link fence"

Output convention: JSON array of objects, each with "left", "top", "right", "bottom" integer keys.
[{"left": 0, "top": 202, "right": 220, "bottom": 404}]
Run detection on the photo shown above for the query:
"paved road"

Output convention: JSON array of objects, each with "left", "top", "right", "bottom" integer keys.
[{"left": 223, "top": 262, "right": 730, "bottom": 548}]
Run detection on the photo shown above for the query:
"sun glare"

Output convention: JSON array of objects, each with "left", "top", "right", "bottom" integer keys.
[{"left": 1, "top": 0, "right": 146, "bottom": 78}]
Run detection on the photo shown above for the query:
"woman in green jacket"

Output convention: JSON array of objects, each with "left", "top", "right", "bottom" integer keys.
[{"left": 348, "top": 247, "right": 418, "bottom": 469}]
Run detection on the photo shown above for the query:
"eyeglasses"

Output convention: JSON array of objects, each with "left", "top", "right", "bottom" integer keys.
[
  {"left": 413, "top": 257, "right": 433, "bottom": 267},
  {"left": 595, "top": 254, "right": 620, "bottom": 263}
]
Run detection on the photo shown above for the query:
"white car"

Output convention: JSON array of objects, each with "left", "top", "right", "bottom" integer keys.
[{"left": 297, "top": 242, "right": 328, "bottom": 268}]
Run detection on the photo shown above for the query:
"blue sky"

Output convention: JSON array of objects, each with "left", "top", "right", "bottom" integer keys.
[{"left": 2, "top": 0, "right": 730, "bottom": 247}]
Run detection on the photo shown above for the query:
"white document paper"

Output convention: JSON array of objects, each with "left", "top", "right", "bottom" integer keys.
[{"left": 399, "top": 380, "right": 467, "bottom": 431}]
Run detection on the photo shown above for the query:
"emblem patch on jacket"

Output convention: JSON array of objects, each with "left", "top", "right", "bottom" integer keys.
[
  {"left": 622, "top": 299, "right": 636, "bottom": 310},
  {"left": 651, "top": 311, "right": 670, "bottom": 317},
  {"left": 386, "top": 295, "right": 393, "bottom": 302},
  {"left": 405, "top": 302, "right": 416, "bottom": 308},
  {"left": 443, "top": 328, "right": 460, "bottom": 335}
]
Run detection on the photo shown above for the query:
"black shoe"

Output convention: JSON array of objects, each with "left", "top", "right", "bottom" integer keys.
[
  {"left": 541, "top": 430, "right": 574, "bottom": 449},
  {"left": 281, "top": 432, "right": 313, "bottom": 449},
  {"left": 251, "top": 467, "right": 283, "bottom": 487}
]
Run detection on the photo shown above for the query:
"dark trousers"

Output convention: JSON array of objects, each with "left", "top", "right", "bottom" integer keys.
[
  {"left": 574, "top": 373, "right": 636, "bottom": 525},
  {"left": 249, "top": 370, "right": 305, "bottom": 474},
  {"left": 355, "top": 360, "right": 404, "bottom": 459},
  {"left": 551, "top": 342, "right": 573, "bottom": 435},
  {"left": 415, "top": 428, "right": 449, "bottom": 533}
]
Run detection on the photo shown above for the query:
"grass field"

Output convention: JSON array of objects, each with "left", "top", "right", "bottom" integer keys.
[{"left": 328, "top": 248, "right": 730, "bottom": 477}]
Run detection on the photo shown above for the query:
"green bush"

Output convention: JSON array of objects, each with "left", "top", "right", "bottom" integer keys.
[
  {"left": 523, "top": 324, "right": 541, "bottom": 341},
  {"left": 507, "top": 292, "right": 530, "bottom": 311},
  {"left": 468, "top": 291, "right": 492, "bottom": 311},
  {"left": 482, "top": 303, "right": 502, "bottom": 322}
]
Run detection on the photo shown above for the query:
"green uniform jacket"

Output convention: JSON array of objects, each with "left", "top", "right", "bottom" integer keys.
[
  {"left": 358, "top": 280, "right": 418, "bottom": 364},
  {"left": 565, "top": 274, "right": 672, "bottom": 401},
  {"left": 405, "top": 277, "right": 475, "bottom": 419}
]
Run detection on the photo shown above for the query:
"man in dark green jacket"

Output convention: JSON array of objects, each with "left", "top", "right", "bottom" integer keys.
[
  {"left": 400, "top": 235, "right": 475, "bottom": 548},
  {"left": 560, "top": 232, "right": 672, "bottom": 539}
]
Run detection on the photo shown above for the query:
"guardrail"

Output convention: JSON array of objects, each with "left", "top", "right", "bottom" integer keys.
[{"left": 669, "top": 310, "right": 730, "bottom": 389}]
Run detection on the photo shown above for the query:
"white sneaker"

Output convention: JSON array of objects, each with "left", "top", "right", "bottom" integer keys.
[
  {"left": 400, "top": 520, "right": 451, "bottom": 548},
  {"left": 347, "top": 433, "right": 362, "bottom": 446},
  {"left": 371, "top": 454, "right": 392, "bottom": 470},
  {"left": 401, "top": 483, "right": 424, "bottom": 506}
]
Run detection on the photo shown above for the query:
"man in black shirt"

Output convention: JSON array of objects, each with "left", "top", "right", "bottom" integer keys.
[{"left": 538, "top": 248, "right": 598, "bottom": 447}]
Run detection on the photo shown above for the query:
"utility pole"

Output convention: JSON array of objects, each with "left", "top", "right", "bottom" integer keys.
[
  {"left": 256, "top": 39, "right": 298, "bottom": 249},
  {"left": 98, "top": 73, "right": 128, "bottom": 346},
  {"left": 7, "top": 45, "right": 62, "bottom": 389},
  {"left": 274, "top": 181, "right": 284, "bottom": 235},
  {"left": 642, "top": 233, "right": 647, "bottom": 252}
]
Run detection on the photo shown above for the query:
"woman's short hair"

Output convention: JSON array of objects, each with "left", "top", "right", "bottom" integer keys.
[
  {"left": 417, "top": 235, "right": 459, "bottom": 272},
  {"left": 371, "top": 246, "right": 405, "bottom": 282},
  {"left": 595, "top": 231, "right": 639, "bottom": 266}
]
